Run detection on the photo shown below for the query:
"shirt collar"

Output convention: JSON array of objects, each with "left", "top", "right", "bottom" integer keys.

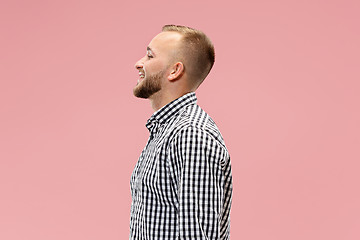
[{"left": 146, "top": 92, "right": 197, "bottom": 130}]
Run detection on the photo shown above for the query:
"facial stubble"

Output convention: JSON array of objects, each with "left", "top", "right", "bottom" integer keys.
[{"left": 133, "top": 70, "right": 164, "bottom": 99}]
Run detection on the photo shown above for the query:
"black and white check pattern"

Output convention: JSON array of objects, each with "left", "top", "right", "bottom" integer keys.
[{"left": 130, "top": 92, "right": 233, "bottom": 240}]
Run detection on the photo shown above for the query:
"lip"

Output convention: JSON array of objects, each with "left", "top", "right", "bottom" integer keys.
[
  {"left": 137, "top": 66, "right": 146, "bottom": 83},
  {"left": 137, "top": 74, "right": 145, "bottom": 84}
]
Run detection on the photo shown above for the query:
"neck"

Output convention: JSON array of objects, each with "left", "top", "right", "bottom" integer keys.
[{"left": 149, "top": 90, "right": 192, "bottom": 112}]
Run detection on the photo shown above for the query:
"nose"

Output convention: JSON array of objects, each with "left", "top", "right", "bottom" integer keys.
[{"left": 134, "top": 57, "right": 144, "bottom": 70}]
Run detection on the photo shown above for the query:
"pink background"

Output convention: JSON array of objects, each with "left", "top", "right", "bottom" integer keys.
[{"left": 1, "top": 0, "right": 359, "bottom": 239}]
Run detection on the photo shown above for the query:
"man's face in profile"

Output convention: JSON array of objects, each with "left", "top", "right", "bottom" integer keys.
[{"left": 133, "top": 31, "right": 182, "bottom": 99}]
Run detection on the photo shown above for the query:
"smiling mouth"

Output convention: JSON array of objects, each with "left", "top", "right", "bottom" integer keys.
[
  {"left": 137, "top": 73, "right": 145, "bottom": 83},
  {"left": 137, "top": 68, "right": 146, "bottom": 83}
]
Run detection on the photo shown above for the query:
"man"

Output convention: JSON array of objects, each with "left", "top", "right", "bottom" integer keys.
[{"left": 130, "top": 25, "right": 232, "bottom": 240}]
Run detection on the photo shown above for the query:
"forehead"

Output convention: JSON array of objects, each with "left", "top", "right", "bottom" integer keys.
[{"left": 148, "top": 31, "right": 183, "bottom": 54}]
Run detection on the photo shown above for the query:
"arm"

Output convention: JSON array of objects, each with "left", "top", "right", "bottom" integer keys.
[{"left": 168, "top": 126, "right": 232, "bottom": 240}]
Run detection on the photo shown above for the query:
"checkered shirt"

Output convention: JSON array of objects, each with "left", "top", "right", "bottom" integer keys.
[{"left": 130, "top": 92, "right": 233, "bottom": 239}]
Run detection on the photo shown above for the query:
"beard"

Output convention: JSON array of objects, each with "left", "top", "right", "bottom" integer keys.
[{"left": 133, "top": 70, "right": 163, "bottom": 99}]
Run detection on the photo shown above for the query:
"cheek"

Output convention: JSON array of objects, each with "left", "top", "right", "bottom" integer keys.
[{"left": 146, "top": 59, "right": 167, "bottom": 72}]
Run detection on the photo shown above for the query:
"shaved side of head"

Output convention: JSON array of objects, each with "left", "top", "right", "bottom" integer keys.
[{"left": 162, "top": 25, "right": 215, "bottom": 89}]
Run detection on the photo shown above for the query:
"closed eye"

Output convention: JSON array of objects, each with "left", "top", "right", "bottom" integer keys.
[{"left": 146, "top": 47, "right": 155, "bottom": 59}]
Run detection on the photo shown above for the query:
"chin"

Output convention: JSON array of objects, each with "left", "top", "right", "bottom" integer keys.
[{"left": 133, "top": 86, "right": 148, "bottom": 99}]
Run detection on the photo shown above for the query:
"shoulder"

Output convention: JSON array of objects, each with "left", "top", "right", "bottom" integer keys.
[{"left": 169, "top": 104, "right": 228, "bottom": 151}]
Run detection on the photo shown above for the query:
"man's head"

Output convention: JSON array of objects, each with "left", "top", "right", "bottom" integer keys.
[
  {"left": 133, "top": 25, "right": 215, "bottom": 99},
  {"left": 161, "top": 25, "right": 215, "bottom": 88}
]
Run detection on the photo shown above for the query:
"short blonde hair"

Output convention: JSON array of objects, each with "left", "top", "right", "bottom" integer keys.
[{"left": 162, "top": 25, "right": 215, "bottom": 88}]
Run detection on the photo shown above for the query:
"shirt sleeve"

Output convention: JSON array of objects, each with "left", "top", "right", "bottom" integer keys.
[{"left": 168, "top": 126, "right": 233, "bottom": 240}]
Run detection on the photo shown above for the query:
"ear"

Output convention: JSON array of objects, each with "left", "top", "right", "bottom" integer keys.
[{"left": 168, "top": 62, "right": 184, "bottom": 81}]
